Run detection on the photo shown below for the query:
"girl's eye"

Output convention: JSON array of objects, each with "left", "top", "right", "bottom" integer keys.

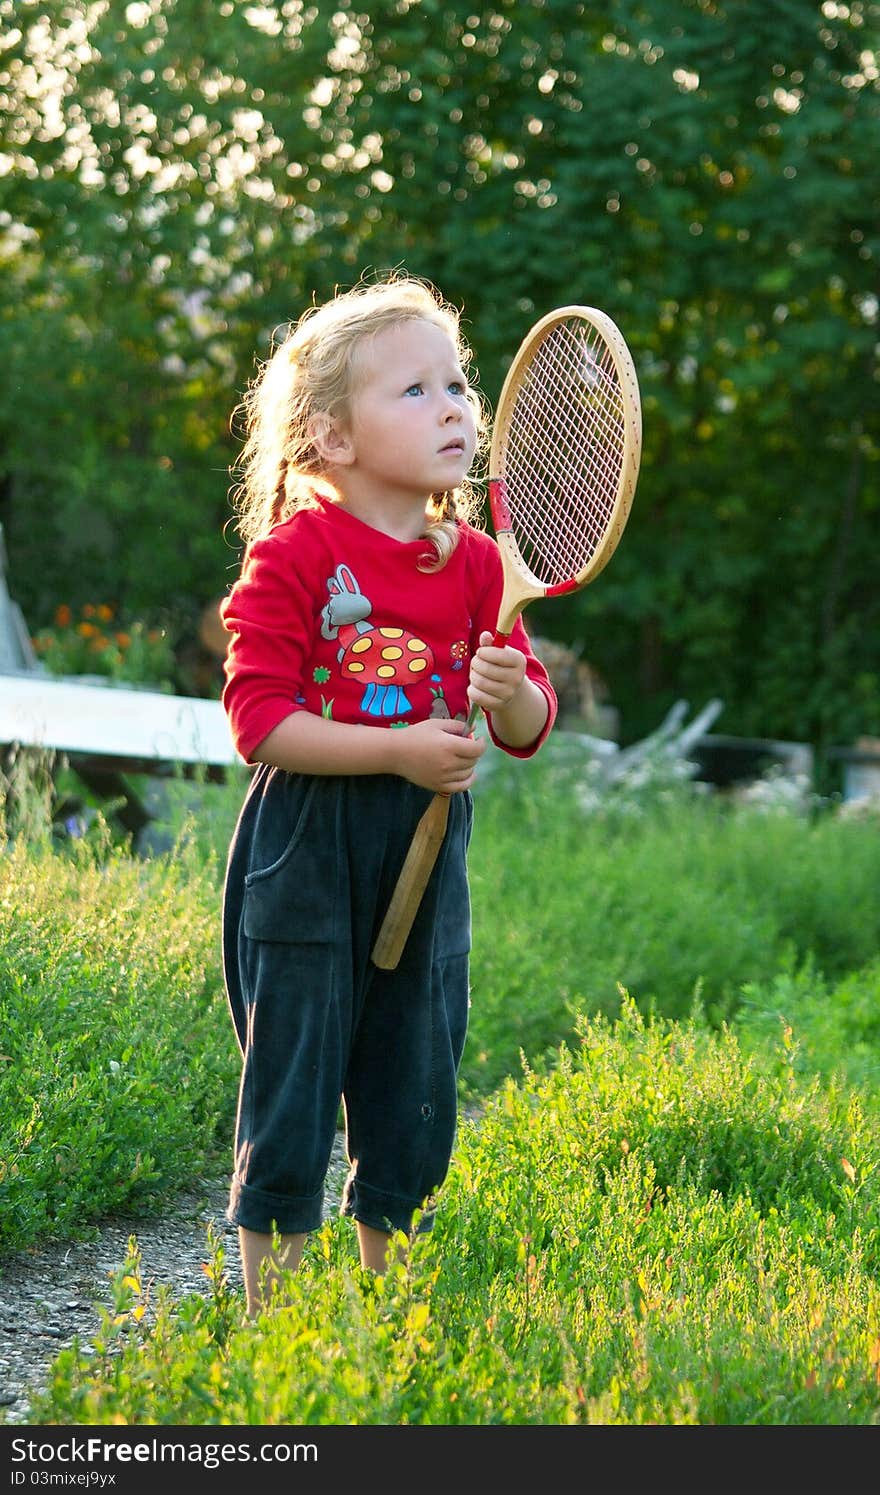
[
  {"left": 405, "top": 382, "right": 424, "bottom": 397},
  {"left": 448, "top": 381, "right": 466, "bottom": 396}
]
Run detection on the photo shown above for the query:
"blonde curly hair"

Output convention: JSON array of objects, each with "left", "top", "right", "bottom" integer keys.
[{"left": 228, "top": 271, "right": 488, "bottom": 569}]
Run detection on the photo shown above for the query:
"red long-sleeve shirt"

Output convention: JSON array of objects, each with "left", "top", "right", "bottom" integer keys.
[{"left": 220, "top": 496, "right": 557, "bottom": 765}]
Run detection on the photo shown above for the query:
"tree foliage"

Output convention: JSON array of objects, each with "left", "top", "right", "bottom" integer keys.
[{"left": 0, "top": 0, "right": 877, "bottom": 753}]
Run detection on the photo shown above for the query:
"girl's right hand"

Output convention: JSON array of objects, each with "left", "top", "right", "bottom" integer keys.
[{"left": 390, "top": 718, "right": 486, "bottom": 794}]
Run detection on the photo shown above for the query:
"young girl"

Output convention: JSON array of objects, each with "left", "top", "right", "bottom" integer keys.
[{"left": 219, "top": 271, "right": 558, "bottom": 1314}]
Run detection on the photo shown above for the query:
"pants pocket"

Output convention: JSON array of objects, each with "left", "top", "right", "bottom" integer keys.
[{"left": 243, "top": 778, "right": 337, "bottom": 944}]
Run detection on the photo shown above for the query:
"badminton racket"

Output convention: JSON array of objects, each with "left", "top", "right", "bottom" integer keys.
[{"left": 370, "top": 304, "right": 642, "bottom": 970}]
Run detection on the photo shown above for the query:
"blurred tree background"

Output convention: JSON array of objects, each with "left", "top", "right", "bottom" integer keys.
[{"left": 0, "top": 0, "right": 877, "bottom": 762}]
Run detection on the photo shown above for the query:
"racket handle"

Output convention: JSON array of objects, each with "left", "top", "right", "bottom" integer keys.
[
  {"left": 370, "top": 792, "right": 451, "bottom": 970},
  {"left": 372, "top": 632, "right": 511, "bottom": 969}
]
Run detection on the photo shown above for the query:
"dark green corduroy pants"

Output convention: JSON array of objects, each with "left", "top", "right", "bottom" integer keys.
[{"left": 221, "top": 764, "right": 473, "bottom": 1238}]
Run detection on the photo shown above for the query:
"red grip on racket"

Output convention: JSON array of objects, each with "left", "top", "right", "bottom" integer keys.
[
  {"left": 492, "top": 629, "right": 511, "bottom": 647},
  {"left": 488, "top": 478, "right": 512, "bottom": 531}
]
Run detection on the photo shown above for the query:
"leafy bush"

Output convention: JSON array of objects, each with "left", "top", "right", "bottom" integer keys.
[
  {"left": 735, "top": 958, "right": 880, "bottom": 1103},
  {"left": 0, "top": 829, "right": 237, "bottom": 1250},
  {"left": 464, "top": 760, "right": 880, "bottom": 1093},
  {"left": 2, "top": 747, "right": 880, "bottom": 1426},
  {"left": 29, "top": 999, "right": 880, "bottom": 1426},
  {"left": 31, "top": 603, "right": 177, "bottom": 690},
  {"left": 3, "top": 752, "right": 880, "bottom": 1253}
]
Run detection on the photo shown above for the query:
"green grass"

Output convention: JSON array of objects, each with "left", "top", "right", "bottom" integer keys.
[
  {"left": 0, "top": 826, "right": 238, "bottom": 1250},
  {"left": 29, "top": 998, "right": 880, "bottom": 1426},
  {"left": 1, "top": 749, "right": 879, "bottom": 1424},
  {"left": 734, "top": 958, "right": 880, "bottom": 1101},
  {"left": 464, "top": 758, "right": 880, "bottom": 1093}
]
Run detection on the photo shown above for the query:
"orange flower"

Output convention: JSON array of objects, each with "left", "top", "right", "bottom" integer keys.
[
  {"left": 77, "top": 621, "right": 98, "bottom": 638},
  {"left": 116, "top": 632, "right": 131, "bottom": 649},
  {"left": 54, "top": 604, "right": 72, "bottom": 627},
  {"left": 82, "top": 603, "right": 95, "bottom": 618},
  {"left": 97, "top": 603, "right": 114, "bottom": 621}
]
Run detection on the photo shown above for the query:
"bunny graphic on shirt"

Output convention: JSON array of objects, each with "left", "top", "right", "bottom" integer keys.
[{"left": 320, "top": 563, "right": 436, "bottom": 719}]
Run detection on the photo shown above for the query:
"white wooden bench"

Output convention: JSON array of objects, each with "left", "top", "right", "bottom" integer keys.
[
  {"left": 0, "top": 520, "right": 247, "bottom": 842},
  {"left": 0, "top": 671, "right": 246, "bottom": 840}
]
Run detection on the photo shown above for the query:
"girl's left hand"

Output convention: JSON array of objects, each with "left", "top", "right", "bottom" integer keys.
[{"left": 468, "top": 630, "right": 527, "bottom": 715}]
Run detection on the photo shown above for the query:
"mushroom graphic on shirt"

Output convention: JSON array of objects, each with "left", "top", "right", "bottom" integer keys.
[{"left": 320, "top": 563, "right": 435, "bottom": 719}]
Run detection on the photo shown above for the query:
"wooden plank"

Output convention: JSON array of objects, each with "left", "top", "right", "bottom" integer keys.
[{"left": 0, "top": 673, "right": 243, "bottom": 769}]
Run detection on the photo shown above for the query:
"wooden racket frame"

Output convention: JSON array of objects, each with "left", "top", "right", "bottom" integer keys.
[{"left": 370, "top": 305, "right": 642, "bottom": 971}]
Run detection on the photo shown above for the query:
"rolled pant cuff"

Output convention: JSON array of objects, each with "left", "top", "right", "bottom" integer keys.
[
  {"left": 340, "top": 1176, "right": 436, "bottom": 1236},
  {"left": 227, "top": 1175, "right": 325, "bottom": 1235}
]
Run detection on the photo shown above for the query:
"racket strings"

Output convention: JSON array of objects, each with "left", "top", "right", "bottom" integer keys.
[{"left": 500, "top": 319, "right": 627, "bottom": 585}]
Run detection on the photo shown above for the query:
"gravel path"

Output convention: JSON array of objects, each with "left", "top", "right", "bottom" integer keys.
[{"left": 0, "top": 1137, "right": 350, "bottom": 1426}]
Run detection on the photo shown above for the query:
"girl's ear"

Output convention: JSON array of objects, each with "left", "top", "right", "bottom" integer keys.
[{"left": 309, "top": 411, "right": 354, "bottom": 466}]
